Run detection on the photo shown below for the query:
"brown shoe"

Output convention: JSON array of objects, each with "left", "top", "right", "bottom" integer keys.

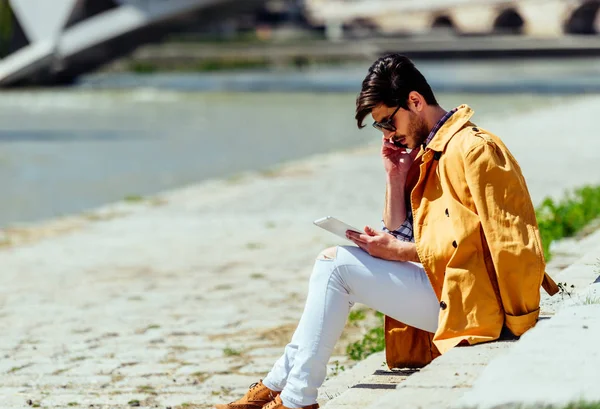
[
  {"left": 262, "top": 395, "right": 319, "bottom": 409},
  {"left": 214, "top": 380, "right": 279, "bottom": 409}
]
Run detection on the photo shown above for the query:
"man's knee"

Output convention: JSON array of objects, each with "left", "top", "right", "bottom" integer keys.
[{"left": 317, "top": 246, "right": 338, "bottom": 261}]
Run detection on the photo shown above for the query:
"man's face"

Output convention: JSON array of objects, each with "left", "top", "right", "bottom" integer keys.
[{"left": 371, "top": 104, "right": 429, "bottom": 150}]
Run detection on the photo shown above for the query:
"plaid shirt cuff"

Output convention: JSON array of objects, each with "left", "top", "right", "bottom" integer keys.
[{"left": 381, "top": 217, "right": 415, "bottom": 243}]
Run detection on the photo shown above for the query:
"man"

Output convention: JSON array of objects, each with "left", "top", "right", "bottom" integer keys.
[{"left": 216, "top": 54, "right": 558, "bottom": 409}]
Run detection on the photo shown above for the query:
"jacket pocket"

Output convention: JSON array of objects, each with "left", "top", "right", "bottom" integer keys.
[{"left": 505, "top": 308, "right": 540, "bottom": 336}]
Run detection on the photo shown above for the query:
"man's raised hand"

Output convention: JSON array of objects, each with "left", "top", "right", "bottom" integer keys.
[{"left": 381, "top": 139, "right": 419, "bottom": 176}]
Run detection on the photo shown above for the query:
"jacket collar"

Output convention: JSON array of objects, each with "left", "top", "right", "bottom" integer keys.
[{"left": 424, "top": 104, "right": 474, "bottom": 154}]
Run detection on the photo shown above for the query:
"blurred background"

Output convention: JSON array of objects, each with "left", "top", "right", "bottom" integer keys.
[{"left": 0, "top": 0, "right": 599, "bottom": 227}]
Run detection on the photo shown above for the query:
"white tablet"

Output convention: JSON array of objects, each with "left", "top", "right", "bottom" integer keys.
[{"left": 313, "top": 216, "right": 364, "bottom": 242}]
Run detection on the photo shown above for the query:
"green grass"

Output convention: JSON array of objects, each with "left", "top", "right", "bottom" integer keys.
[
  {"left": 558, "top": 402, "right": 600, "bottom": 409},
  {"left": 536, "top": 185, "right": 600, "bottom": 261},
  {"left": 346, "top": 312, "right": 385, "bottom": 361},
  {"left": 347, "top": 308, "right": 367, "bottom": 325},
  {"left": 582, "top": 295, "right": 600, "bottom": 305}
]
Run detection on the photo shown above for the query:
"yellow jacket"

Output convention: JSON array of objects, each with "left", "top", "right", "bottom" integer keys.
[{"left": 385, "top": 105, "right": 559, "bottom": 368}]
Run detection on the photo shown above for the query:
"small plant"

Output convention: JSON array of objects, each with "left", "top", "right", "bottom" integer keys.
[
  {"left": 557, "top": 282, "right": 575, "bottom": 299},
  {"left": 250, "top": 273, "right": 265, "bottom": 279},
  {"left": 67, "top": 403, "right": 79, "bottom": 407},
  {"left": 223, "top": 347, "right": 242, "bottom": 357},
  {"left": 583, "top": 295, "right": 600, "bottom": 305},
  {"left": 329, "top": 360, "right": 345, "bottom": 377},
  {"left": 127, "top": 399, "right": 140, "bottom": 407}
]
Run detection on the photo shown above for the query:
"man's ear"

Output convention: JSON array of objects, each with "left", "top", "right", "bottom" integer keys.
[{"left": 407, "top": 91, "right": 425, "bottom": 113}]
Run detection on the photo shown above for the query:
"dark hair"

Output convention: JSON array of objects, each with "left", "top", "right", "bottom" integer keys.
[{"left": 355, "top": 54, "right": 438, "bottom": 128}]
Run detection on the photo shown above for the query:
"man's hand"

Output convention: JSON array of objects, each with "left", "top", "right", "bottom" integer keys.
[
  {"left": 346, "top": 226, "right": 420, "bottom": 262},
  {"left": 381, "top": 139, "right": 419, "bottom": 177}
]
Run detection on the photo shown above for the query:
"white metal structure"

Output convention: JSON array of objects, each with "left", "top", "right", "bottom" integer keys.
[{"left": 0, "top": 0, "right": 262, "bottom": 86}]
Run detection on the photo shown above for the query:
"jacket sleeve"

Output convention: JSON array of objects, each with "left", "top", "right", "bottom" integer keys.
[{"left": 463, "top": 139, "right": 545, "bottom": 336}]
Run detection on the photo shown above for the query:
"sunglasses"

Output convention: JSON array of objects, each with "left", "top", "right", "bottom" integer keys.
[{"left": 372, "top": 106, "right": 401, "bottom": 132}]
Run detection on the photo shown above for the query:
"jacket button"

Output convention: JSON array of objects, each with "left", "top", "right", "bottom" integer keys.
[
  {"left": 452, "top": 240, "right": 457, "bottom": 248},
  {"left": 440, "top": 301, "right": 447, "bottom": 310},
  {"left": 472, "top": 127, "right": 479, "bottom": 132},
  {"left": 445, "top": 208, "right": 449, "bottom": 217}
]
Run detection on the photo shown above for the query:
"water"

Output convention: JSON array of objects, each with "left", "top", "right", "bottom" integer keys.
[{"left": 0, "top": 61, "right": 591, "bottom": 227}]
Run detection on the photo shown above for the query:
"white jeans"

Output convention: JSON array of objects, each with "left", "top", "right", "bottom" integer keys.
[{"left": 262, "top": 246, "right": 440, "bottom": 407}]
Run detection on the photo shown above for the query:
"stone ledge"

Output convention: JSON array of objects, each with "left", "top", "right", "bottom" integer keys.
[{"left": 456, "top": 304, "right": 600, "bottom": 409}]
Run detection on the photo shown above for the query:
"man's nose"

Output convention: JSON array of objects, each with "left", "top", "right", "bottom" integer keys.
[{"left": 383, "top": 129, "right": 395, "bottom": 140}]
